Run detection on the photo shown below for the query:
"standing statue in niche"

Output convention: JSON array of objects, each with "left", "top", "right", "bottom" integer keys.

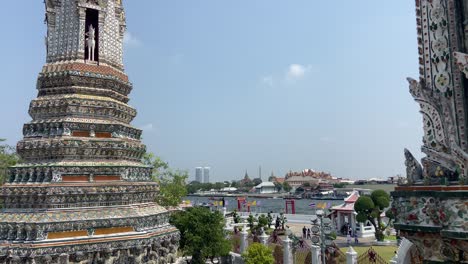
[{"left": 86, "top": 25, "right": 96, "bottom": 61}]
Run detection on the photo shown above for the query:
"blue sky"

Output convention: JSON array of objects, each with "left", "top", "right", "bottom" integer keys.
[{"left": 0, "top": 1, "right": 422, "bottom": 182}]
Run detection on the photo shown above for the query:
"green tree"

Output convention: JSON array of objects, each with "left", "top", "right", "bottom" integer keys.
[
  {"left": 143, "top": 153, "right": 188, "bottom": 207},
  {"left": 267, "top": 212, "right": 273, "bottom": 229},
  {"left": 201, "top": 182, "right": 214, "bottom": 191},
  {"left": 170, "top": 207, "right": 230, "bottom": 264},
  {"left": 282, "top": 182, "right": 292, "bottom": 192},
  {"left": 333, "top": 182, "right": 348, "bottom": 188},
  {"left": 230, "top": 181, "right": 239, "bottom": 188},
  {"left": 252, "top": 178, "right": 262, "bottom": 186},
  {"left": 257, "top": 214, "right": 268, "bottom": 231},
  {"left": 232, "top": 210, "right": 241, "bottom": 233},
  {"left": 187, "top": 181, "right": 202, "bottom": 194},
  {"left": 142, "top": 152, "right": 168, "bottom": 179},
  {"left": 247, "top": 214, "right": 257, "bottom": 231},
  {"left": 0, "top": 139, "right": 20, "bottom": 185},
  {"left": 273, "top": 182, "right": 283, "bottom": 192},
  {"left": 242, "top": 243, "right": 274, "bottom": 264},
  {"left": 214, "top": 182, "right": 224, "bottom": 190},
  {"left": 244, "top": 181, "right": 255, "bottom": 188},
  {"left": 156, "top": 169, "right": 188, "bottom": 207},
  {"left": 354, "top": 189, "right": 394, "bottom": 241}
]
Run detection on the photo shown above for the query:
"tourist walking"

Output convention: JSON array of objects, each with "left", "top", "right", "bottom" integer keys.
[
  {"left": 302, "top": 226, "right": 307, "bottom": 239},
  {"left": 347, "top": 232, "right": 351, "bottom": 245},
  {"left": 307, "top": 228, "right": 311, "bottom": 239},
  {"left": 354, "top": 232, "right": 359, "bottom": 244}
]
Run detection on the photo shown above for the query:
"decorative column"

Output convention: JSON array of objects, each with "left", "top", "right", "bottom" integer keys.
[
  {"left": 240, "top": 225, "right": 248, "bottom": 254},
  {"left": 337, "top": 211, "right": 341, "bottom": 232},
  {"left": 222, "top": 207, "right": 227, "bottom": 217},
  {"left": 311, "top": 245, "right": 320, "bottom": 264},
  {"left": 350, "top": 212, "right": 356, "bottom": 234},
  {"left": 259, "top": 229, "right": 268, "bottom": 245},
  {"left": 223, "top": 221, "right": 231, "bottom": 240},
  {"left": 283, "top": 236, "right": 292, "bottom": 264},
  {"left": 331, "top": 213, "right": 335, "bottom": 230},
  {"left": 346, "top": 246, "right": 357, "bottom": 264}
]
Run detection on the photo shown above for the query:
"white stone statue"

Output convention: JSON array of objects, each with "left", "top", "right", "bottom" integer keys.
[{"left": 86, "top": 25, "right": 96, "bottom": 61}]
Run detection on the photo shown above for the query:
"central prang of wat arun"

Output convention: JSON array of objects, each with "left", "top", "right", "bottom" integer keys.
[
  {"left": 391, "top": 0, "right": 468, "bottom": 263},
  {"left": 0, "top": 1, "right": 179, "bottom": 263}
]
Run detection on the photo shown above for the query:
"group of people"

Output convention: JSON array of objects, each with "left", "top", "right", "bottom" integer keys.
[
  {"left": 347, "top": 230, "right": 359, "bottom": 244},
  {"left": 302, "top": 226, "right": 312, "bottom": 239}
]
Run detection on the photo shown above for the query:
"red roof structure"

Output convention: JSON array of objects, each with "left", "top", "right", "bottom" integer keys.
[
  {"left": 344, "top": 191, "right": 360, "bottom": 203},
  {"left": 331, "top": 190, "right": 360, "bottom": 212}
]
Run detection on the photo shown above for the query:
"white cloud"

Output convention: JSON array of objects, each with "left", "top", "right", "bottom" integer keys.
[
  {"left": 259, "top": 63, "right": 314, "bottom": 87},
  {"left": 286, "top": 64, "right": 312, "bottom": 80},
  {"left": 140, "top": 123, "right": 154, "bottom": 132},
  {"left": 260, "top": 75, "right": 274, "bottom": 87},
  {"left": 123, "top": 31, "right": 141, "bottom": 47}
]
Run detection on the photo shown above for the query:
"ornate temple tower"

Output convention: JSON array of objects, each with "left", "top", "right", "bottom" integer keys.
[
  {"left": 392, "top": 0, "right": 468, "bottom": 263},
  {"left": 0, "top": 1, "right": 179, "bottom": 263}
]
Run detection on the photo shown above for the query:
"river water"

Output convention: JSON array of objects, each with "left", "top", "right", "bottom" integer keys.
[{"left": 184, "top": 196, "right": 343, "bottom": 215}]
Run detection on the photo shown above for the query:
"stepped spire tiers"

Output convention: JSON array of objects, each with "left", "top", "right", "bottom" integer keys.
[
  {"left": 391, "top": 0, "right": 468, "bottom": 262},
  {"left": 0, "top": 1, "right": 179, "bottom": 263}
]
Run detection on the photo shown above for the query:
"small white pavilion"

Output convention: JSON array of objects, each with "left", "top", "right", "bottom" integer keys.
[
  {"left": 329, "top": 190, "right": 375, "bottom": 238},
  {"left": 254, "top": 182, "right": 277, "bottom": 194}
]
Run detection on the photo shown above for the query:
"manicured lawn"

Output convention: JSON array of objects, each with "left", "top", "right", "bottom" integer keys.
[{"left": 339, "top": 245, "right": 398, "bottom": 261}]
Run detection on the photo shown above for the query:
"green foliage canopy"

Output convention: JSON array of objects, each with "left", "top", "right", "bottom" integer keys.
[
  {"left": 257, "top": 214, "right": 268, "bottom": 230},
  {"left": 157, "top": 170, "right": 188, "bottom": 207},
  {"left": 252, "top": 178, "right": 262, "bottom": 186},
  {"left": 333, "top": 182, "right": 348, "bottom": 188},
  {"left": 143, "top": 153, "right": 187, "bottom": 207},
  {"left": 371, "top": 189, "right": 390, "bottom": 209},
  {"left": 247, "top": 214, "right": 257, "bottom": 231},
  {"left": 273, "top": 182, "right": 283, "bottom": 192},
  {"left": 242, "top": 243, "right": 274, "bottom": 264},
  {"left": 186, "top": 181, "right": 232, "bottom": 194},
  {"left": 170, "top": 207, "right": 231, "bottom": 264},
  {"left": 354, "top": 189, "right": 393, "bottom": 241},
  {"left": 0, "top": 139, "right": 20, "bottom": 185}
]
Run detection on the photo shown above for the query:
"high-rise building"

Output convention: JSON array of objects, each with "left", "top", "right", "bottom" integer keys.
[
  {"left": 203, "top": 167, "right": 210, "bottom": 183},
  {"left": 0, "top": 1, "right": 179, "bottom": 262},
  {"left": 195, "top": 167, "right": 203, "bottom": 183}
]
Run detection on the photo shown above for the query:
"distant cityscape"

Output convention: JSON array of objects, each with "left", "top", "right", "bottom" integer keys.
[
  {"left": 188, "top": 167, "right": 400, "bottom": 197},
  {"left": 194, "top": 166, "right": 400, "bottom": 187}
]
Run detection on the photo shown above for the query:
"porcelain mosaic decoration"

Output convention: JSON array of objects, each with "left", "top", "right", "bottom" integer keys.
[
  {"left": 392, "top": 0, "right": 468, "bottom": 263},
  {"left": 0, "top": 1, "right": 179, "bottom": 263}
]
